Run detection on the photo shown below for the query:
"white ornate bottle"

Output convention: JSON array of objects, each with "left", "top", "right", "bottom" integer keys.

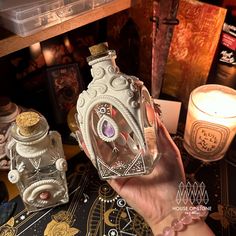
[
  {"left": 76, "top": 43, "right": 161, "bottom": 180},
  {"left": 7, "top": 111, "right": 69, "bottom": 212}
]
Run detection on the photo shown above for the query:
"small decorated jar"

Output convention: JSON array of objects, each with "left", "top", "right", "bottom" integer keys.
[
  {"left": 7, "top": 111, "right": 69, "bottom": 212},
  {"left": 76, "top": 43, "right": 161, "bottom": 180},
  {"left": 0, "top": 97, "right": 22, "bottom": 170}
]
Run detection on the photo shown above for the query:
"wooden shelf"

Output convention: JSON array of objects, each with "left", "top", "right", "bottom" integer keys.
[{"left": 0, "top": 0, "right": 131, "bottom": 57}]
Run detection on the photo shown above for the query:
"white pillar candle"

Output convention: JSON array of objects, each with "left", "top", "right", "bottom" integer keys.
[{"left": 183, "top": 84, "right": 236, "bottom": 161}]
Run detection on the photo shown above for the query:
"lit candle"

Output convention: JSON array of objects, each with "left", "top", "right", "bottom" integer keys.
[{"left": 183, "top": 84, "right": 236, "bottom": 161}]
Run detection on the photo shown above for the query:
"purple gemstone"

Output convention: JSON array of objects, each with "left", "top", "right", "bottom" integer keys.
[{"left": 102, "top": 120, "right": 115, "bottom": 138}]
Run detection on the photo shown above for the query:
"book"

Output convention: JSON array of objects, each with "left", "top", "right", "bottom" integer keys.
[{"left": 162, "top": 0, "right": 227, "bottom": 107}]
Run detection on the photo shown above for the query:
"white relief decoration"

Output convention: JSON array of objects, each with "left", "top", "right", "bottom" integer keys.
[
  {"left": 107, "top": 65, "right": 117, "bottom": 74},
  {"left": 92, "top": 67, "right": 105, "bottom": 80},
  {"left": 110, "top": 76, "right": 129, "bottom": 90}
]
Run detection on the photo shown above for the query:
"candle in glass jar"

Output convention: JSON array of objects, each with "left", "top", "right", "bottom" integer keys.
[{"left": 183, "top": 84, "right": 236, "bottom": 161}]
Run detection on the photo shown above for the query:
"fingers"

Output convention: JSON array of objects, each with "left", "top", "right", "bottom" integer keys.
[
  {"left": 154, "top": 114, "right": 185, "bottom": 182},
  {"left": 155, "top": 116, "right": 180, "bottom": 158}
]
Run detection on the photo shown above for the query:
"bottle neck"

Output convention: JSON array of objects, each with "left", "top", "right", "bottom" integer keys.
[
  {"left": 87, "top": 50, "right": 117, "bottom": 68},
  {"left": 92, "top": 57, "right": 117, "bottom": 70},
  {"left": 15, "top": 134, "right": 50, "bottom": 158},
  {"left": 88, "top": 52, "right": 119, "bottom": 82}
]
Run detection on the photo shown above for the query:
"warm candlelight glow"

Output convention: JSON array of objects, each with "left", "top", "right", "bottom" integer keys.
[
  {"left": 184, "top": 84, "right": 236, "bottom": 161},
  {"left": 42, "top": 49, "right": 54, "bottom": 66},
  {"left": 64, "top": 36, "right": 73, "bottom": 53},
  {"left": 29, "top": 42, "right": 41, "bottom": 58}
]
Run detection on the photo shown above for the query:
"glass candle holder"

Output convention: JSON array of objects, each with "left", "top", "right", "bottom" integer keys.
[{"left": 183, "top": 84, "right": 236, "bottom": 161}]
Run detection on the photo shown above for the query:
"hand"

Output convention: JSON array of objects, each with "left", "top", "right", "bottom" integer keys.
[
  {"left": 79, "top": 110, "right": 214, "bottom": 235},
  {"left": 107, "top": 117, "right": 185, "bottom": 231}
]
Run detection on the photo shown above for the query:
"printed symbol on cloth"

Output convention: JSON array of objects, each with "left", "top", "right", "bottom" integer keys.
[{"left": 44, "top": 220, "right": 79, "bottom": 236}]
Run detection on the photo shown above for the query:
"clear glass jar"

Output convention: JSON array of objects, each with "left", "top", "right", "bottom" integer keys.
[
  {"left": 7, "top": 111, "right": 69, "bottom": 212},
  {"left": 76, "top": 43, "right": 161, "bottom": 180},
  {"left": 0, "top": 97, "right": 22, "bottom": 170}
]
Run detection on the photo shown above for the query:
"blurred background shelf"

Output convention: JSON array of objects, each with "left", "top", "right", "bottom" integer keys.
[{"left": 0, "top": 0, "right": 131, "bottom": 57}]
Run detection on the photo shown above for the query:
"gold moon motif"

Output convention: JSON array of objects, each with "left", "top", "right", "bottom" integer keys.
[{"left": 104, "top": 209, "right": 118, "bottom": 227}]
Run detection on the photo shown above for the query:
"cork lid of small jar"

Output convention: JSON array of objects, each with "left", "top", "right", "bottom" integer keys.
[
  {"left": 16, "top": 112, "right": 40, "bottom": 137},
  {"left": 11, "top": 111, "right": 49, "bottom": 142}
]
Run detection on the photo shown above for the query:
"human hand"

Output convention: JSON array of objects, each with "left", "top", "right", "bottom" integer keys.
[
  {"left": 76, "top": 105, "right": 214, "bottom": 235},
  {"left": 78, "top": 109, "right": 214, "bottom": 235},
  {"left": 107, "top": 116, "right": 186, "bottom": 231}
]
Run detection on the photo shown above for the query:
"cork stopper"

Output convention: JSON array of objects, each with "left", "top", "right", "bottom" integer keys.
[
  {"left": 16, "top": 111, "right": 40, "bottom": 137},
  {"left": 89, "top": 42, "right": 109, "bottom": 56}
]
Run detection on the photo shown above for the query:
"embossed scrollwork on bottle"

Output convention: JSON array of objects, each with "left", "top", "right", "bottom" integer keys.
[
  {"left": 91, "top": 67, "right": 105, "bottom": 80},
  {"left": 89, "top": 83, "right": 108, "bottom": 94},
  {"left": 7, "top": 111, "right": 69, "bottom": 212},
  {"left": 130, "top": 82, "right": 138, "bottom": 92},
  {"left": 77, "top": 96, "right": 85, "bottom": 108},
  {"left": 107, "top": 65, "right": 118, "bottom": 75},
  {"left": 87, "top": 88, "right": 97, "bottom": 98},
  {"left": 127, "top": 87, "right": 139, "bottom": 109},
  {"left": 110, "top": 76, "right": 129, "bottom": 91},
  {"left": 127, "top": 90, "right": 134, "bottom": 98},
  {"left": 131, "top": 101, "right": 139, "bottom": 108},
  {"left": 130, "top": 75, "right": 141, "bottom": 82},
  {"left": 76, "top": 112, "right": 83, "bottom": 124}
]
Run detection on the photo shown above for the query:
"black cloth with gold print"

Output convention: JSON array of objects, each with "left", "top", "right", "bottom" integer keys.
[
  {"left": 1, "top": 136, "right": 236, "bottom": 236},
  {"left": 0, "top": 153, "right": 152, "bottom": 236}
]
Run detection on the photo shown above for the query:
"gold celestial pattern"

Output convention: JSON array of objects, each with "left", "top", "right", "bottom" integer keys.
[
  {"left": 44, "top": 220, "right": 79, "bottom": 236},
  {"left": 0, "top": 155, "right": 151, "bottom": 236},
  {"left": 0, "top": 225, "right": 16, "bottom": 236},
  {"left": 1, "top": 145, "right": 234, "bottom": 236}
]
